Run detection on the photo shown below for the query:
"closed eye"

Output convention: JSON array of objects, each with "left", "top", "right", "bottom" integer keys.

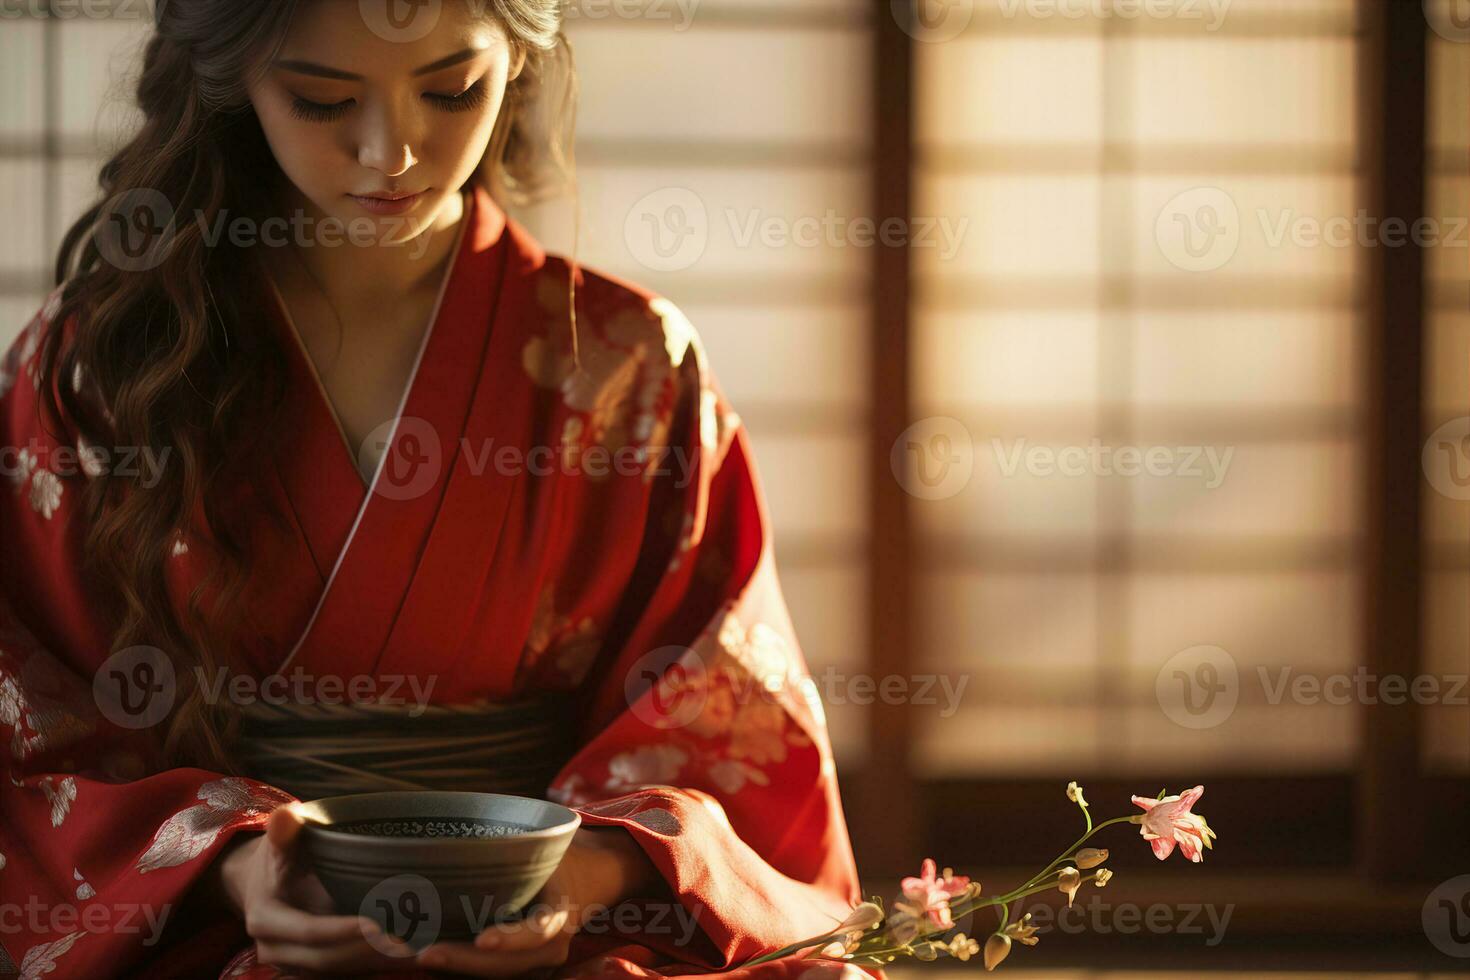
[
  {"left": 289, "top": 96, "right": 352, "bottom": 123},
  {"left": 288, "top": 78, "right": 489, "bottom": 123},
  {"left": 424, "top": 78, "right": 489, "bottom": 113}
]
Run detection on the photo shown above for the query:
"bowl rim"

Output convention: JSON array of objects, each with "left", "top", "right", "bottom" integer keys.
[{"left": 296, "top": 791, "right": 583, "bottom": 847}]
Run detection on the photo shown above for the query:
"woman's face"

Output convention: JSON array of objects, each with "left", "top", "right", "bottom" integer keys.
[{"left": 246, "top": 0, "right": 524, "bottom": 241}]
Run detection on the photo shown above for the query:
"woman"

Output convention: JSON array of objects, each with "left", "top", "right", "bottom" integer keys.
[{"left": 0, "top": 1, "right": 866, "bottom": 977}]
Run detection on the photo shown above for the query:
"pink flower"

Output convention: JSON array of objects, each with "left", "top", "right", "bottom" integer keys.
[
  {"left": 1131, "top": 784, "right": 1218, "bottom": 863},
  {"left": 896, "top": 858, "right": 971, "bottom": 929}
]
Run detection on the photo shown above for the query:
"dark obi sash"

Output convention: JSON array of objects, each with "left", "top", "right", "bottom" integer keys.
[{"left": 234, "top": 696, "right": 581, "bottom": 801}]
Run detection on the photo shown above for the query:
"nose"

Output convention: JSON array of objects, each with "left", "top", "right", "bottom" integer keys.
[{"left": 356, "top": 95, "right": 421, "bottom": 178}]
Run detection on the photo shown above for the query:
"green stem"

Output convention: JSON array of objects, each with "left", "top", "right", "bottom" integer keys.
[
  {"left": 740, "top": 929, "right": 846, "bottom": 967},
  {"left": 1016, "top": 814, "right": 1134, "bottom": 894}
]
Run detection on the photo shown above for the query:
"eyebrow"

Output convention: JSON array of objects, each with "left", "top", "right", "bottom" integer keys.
[{"left": 272, "top": 47, "right": 483, "bottom": 81}]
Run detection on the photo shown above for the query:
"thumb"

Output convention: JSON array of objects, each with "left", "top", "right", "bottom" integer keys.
[{"left": 264, "top": 803, "right": 305, "bottom": 856}]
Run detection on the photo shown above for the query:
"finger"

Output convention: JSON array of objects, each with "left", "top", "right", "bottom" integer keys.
[
  {"left": 415, "top": 935, "right": 570, "bottom": 977},
  {"left": 472, "top": 906, "right": 571, "bottom": 953},
  {"left": 283, "top": 869, "right": 338, "bottom": 916},
  {"left": 256, "top": 933, "right": 415, "bottom": 974},
  {"left": 265, "top": 804, "right": 305, "bottom": 853},
  {"left": 248, "top": 894, "right": 380, "bottom": 946}
]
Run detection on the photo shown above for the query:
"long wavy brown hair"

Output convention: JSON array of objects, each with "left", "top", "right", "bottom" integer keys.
[{"left": 33, "top": 0, "right": 578, "bottom": 774}]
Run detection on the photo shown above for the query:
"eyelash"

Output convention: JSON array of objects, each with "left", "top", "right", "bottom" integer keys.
[{"left": 288, "top": 79, "right": 489, "bottom": 123}]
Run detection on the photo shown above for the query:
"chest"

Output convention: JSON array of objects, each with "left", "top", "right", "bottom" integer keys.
[{"left": 282, "top": 292, "right": 437, "bottom": 483}]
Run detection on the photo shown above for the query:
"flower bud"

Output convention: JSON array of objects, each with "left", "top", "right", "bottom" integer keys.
[
  {"left": 837, "top": 902, "right": 884, "bottom": 933},
  {"left": 1075, "top": 847, "right": 1108, "bottom": 869},
  {"left": 1066, "top": 781, "right": 1088, "bottom": 807},
  {"left": 1057, "top": 867, "right": 1082, "bottom": 908},
  {"left": 1094, "top": 868, "right": 1114, "bottom": 887},
  {"left": 947, "top": 933, "right": 980, "bottom": 961},
  {"left": 983, "top": 933, "right": 1012, "bottom": 971}
]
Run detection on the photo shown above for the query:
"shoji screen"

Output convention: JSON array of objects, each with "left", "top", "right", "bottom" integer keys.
[
  {"left": 511, "top": 0, "right": 875, "bottom": 766},
  {"left": 910, "top": 0, "right": 1366, "bottom": 775},
  {"left": 0, "top": 2, "right": 149, "bottom": 348},
  {"left": 1422, "top": 0, "right": 1469, "bottom": 777},
  {"left": 0, "top": 11, "right": 49, "bottom": 340}
]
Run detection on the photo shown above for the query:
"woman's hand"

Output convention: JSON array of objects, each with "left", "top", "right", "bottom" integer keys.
[
  {"left": 218, "top": 803, "right": 417, "bottom": 973},
  {"left": 412, "top": 825, "right": 664, "bottom": 976}
]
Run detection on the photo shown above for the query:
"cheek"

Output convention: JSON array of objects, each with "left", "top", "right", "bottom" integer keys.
[
  {"left": 252, "top": 96, "right": 322, "bottom": 166},
  {"left": 260, "top": 106, "right": 347, "bottom": 187},
  {"left": 439, "top": 70, "right": 511, "bottom": 165}
]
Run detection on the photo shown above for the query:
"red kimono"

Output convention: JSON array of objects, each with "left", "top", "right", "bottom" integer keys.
[{"left": 0, "top": 185, "right": 872, "bottom": 980}]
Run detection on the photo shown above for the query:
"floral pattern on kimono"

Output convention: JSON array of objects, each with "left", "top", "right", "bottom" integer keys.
[
  {"left": 0, "top": 623, "right": 97, "bottom": 762},
  {"left": 521, "top": 268, "right": 694, "bottom": 483},
  {"left": 519, "top": 581, "right": 603, "bottom": 689}
]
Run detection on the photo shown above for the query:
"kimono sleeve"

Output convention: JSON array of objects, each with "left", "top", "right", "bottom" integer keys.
[
  {"left": 546, "top": 295, "right": 865, "bottom": 970},
  {"left": 0, "top": 289, "right": 295, "bottom": 979}
]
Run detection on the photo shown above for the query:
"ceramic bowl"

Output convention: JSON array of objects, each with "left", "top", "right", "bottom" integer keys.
[{"left": 298, "top": 791, "right": 580, "bottom": 947}]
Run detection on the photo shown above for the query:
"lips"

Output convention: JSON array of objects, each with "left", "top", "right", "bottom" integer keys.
[
  {"left": 346, "top": 189, "right": 429, "bottom": 215},
  {"left": 354, "top": 190, "right": 424, "bottom": 201}
]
